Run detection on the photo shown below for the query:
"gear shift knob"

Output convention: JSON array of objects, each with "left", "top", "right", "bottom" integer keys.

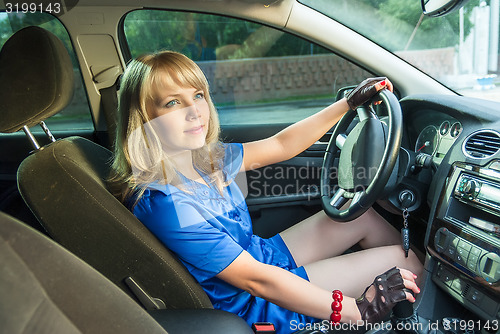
[{"left": 393, "top": 300, "right": 414, "bottom": 319}]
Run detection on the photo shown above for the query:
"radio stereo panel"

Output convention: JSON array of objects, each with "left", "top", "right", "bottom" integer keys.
[
  {"left": 430, "top": 162, "right": 500, "bottom": 321},
  {"left": 454, "top": 174, "right": 500, "bottom": 216}
]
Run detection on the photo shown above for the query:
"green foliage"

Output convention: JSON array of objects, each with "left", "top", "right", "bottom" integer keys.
[
  {"left": 377, "top": 0, "right": 484, "bottom": 50},
  {"left": 300, "top": 0, "right": 486, "bottom": 51},
  {"left": 123, "top": 10, "right": 329, "bottom": 60}
]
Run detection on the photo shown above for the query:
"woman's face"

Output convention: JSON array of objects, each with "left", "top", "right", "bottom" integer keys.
[{"left": 145, "top": 74, "right": 210, "bottom": 157}]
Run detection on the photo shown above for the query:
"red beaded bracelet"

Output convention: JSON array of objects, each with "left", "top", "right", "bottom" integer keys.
[{"left": 330, "top": 289, "right": 343, "bottom": 324}]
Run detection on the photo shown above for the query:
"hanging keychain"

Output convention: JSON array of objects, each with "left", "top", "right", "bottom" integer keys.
[
  {"left": 399, "top": 191, "right": 414, "bottom": 258},
  {"left": 401, "top": 208, "right": 410, "bottom": 258}
]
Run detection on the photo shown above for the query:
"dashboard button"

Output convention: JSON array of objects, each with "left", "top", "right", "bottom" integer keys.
[
  {"left": 442, "top": 270, "right": 455, "bottom": 287},
  {"left": 449, "top": 235, "right": 459, "bottom": 248},
  {"left": 468, "top": 289, "right": 483, "bottom": 305},
  {"left": 456, "top": 252, "right": 468, "bottom": 267},
  {"left": 445, "top": 236, "right": 458, "bottom": 259},
  {"left": 470, "top": 246, "right": 483, "bottom": 257},
  {"left": 467, "top": 254, "right": 479, "bottom": 272},
  {"left": 445, "top": 246, "right": 455, "bottom": 258},
  {"left": 457, "top": 247, "right": 469, "bottom": 258},
  {"left": 463, "top": 179, "right": 479, "bottom": 195},
  {"left": 458, "top": 240, "right": 472, "bottom": 252},
  {"left": 434, "top": 228, "right": 450, "bottom": 252},
  {"left": 451, "top": 278, "right": 465, "bottom": 294}
]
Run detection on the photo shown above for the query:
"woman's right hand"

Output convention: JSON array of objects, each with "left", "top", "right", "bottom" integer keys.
[{"left": 355, "top": 267, "right": 420, "bottom": 323}]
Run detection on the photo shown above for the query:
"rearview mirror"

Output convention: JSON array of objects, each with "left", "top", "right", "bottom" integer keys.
[{"left": 421, "top": 0, "right": 471, "bottom": 17}]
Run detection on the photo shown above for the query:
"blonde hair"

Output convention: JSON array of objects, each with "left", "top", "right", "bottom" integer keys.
[{"left": 110, "top": 51, "right": 224, "bottom": 204}]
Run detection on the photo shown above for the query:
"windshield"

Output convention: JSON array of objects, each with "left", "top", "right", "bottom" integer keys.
[{"left": 299, "top": 0, "right": 500, "bottom": 102}]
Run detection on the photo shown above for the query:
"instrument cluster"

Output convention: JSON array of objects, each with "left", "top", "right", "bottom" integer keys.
[{"left": 414, "top": 120, "right": 463, "bottom": 162}]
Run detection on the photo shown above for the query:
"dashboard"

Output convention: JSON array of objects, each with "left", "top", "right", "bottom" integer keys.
[
  {"left": 380, "top": 106, "right": 465, "bottom": 215},
  {"left": 406, "top": 110, "right": 462, "bottom": 167},
  {"left": 398, "top": 94, "right": 500, "bottom": 324},
  {"left": 415, "top": 120, "right": 462, "bottom": 161}
]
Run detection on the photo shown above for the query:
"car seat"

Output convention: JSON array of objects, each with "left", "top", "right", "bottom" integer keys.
[{"left": 0, "top": 211, "right": 168, "bottom": 333}]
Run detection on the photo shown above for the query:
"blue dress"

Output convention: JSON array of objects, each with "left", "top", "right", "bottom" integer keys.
[{"left": 133, "top": 143, "right": 320, "bottom": 333}]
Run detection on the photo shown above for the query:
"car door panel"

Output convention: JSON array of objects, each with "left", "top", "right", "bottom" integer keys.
[{"left": 221, "top": 124, "right": 333, "bottom": 237}]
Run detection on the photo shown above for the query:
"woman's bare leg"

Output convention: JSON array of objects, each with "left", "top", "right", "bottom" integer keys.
[
  {"left": 302, "top": 245, "right": 423, "bottom": 297},
  {"left": 280, "top": 207, "right": 402, "bottom": 267}
]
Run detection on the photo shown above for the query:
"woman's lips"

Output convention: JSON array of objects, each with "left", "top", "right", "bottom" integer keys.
[{"left": 184, "top": 125, "right": 204, "bottom": 134}]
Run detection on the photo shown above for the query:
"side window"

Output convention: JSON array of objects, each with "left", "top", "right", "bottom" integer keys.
[
  {"left": 123, "top": 10, "right": 372, "bottom": 125},
  {"left": 0, "top": 12, "right": 93, "bottom": 132}
]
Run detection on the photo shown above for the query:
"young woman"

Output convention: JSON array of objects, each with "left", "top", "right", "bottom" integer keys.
[{"left": 111, "top": 51, "right": 422, "bottom": 333}]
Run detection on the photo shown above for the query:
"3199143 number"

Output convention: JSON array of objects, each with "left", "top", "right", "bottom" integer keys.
[
  {"left": 443, "top": 319, "right": 499, "bottom": 332},
  {"left": 5, "top": 2, "right": 62, "bottom": 14}
]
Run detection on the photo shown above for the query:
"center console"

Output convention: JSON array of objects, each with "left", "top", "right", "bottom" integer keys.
[{"left": 428, "top": 160, "right": 500, "bottom": 322}]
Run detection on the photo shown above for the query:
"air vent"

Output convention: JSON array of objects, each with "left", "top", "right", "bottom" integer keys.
[
  {"left": 463, "top": 130, "right": 500, "bottom": 159},
  {"left": 462, "top": 283, "right": 470, "bottom": 298}
]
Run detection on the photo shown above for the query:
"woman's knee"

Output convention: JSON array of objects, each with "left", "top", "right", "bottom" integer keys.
[
  {"left": 389, "top": 245, "right": 424, "bottom": 280},
  {"left": 382, "top": 245, "right": 423, "bottom": 270},
  {"left": 407, "top": 248, "right": 424, "bottom": 275}
]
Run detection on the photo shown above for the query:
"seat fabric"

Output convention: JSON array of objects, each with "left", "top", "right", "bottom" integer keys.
[{"left": 0, "top": 211, "right": 168, "bottom": 334}]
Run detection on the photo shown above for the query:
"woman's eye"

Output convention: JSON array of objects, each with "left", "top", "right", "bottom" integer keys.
[
  {"left": 194, "top": 92, "right": 204, "bottom": 100},
  {"left": 165, "top": 100, "right": 179, "bottom": 108}
]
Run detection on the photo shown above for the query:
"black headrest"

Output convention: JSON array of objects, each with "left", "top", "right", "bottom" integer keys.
[{"left": 0, "top": 26, "right": 74, "bottom": 133}]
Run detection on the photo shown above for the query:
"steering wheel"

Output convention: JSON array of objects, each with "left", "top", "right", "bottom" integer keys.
[{"left": 320, "top": 89, "right": 402, "bottom": 222}]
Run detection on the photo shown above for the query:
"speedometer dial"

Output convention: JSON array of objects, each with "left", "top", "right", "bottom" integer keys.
[{"left": 415, "top": 125, "right": 439, "bottom": 155}]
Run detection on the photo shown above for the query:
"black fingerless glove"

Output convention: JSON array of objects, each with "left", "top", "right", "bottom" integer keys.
[
  {"left": 355, "top": 266, "right": 407, "bottom": 323},
  {"left": 345, "top": 77, "right": 386, "bottom": 110}
]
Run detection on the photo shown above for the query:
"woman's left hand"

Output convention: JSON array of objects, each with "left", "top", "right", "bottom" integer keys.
[{"left": 346, "top": 77, "right": 394, "bottom": 110}]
